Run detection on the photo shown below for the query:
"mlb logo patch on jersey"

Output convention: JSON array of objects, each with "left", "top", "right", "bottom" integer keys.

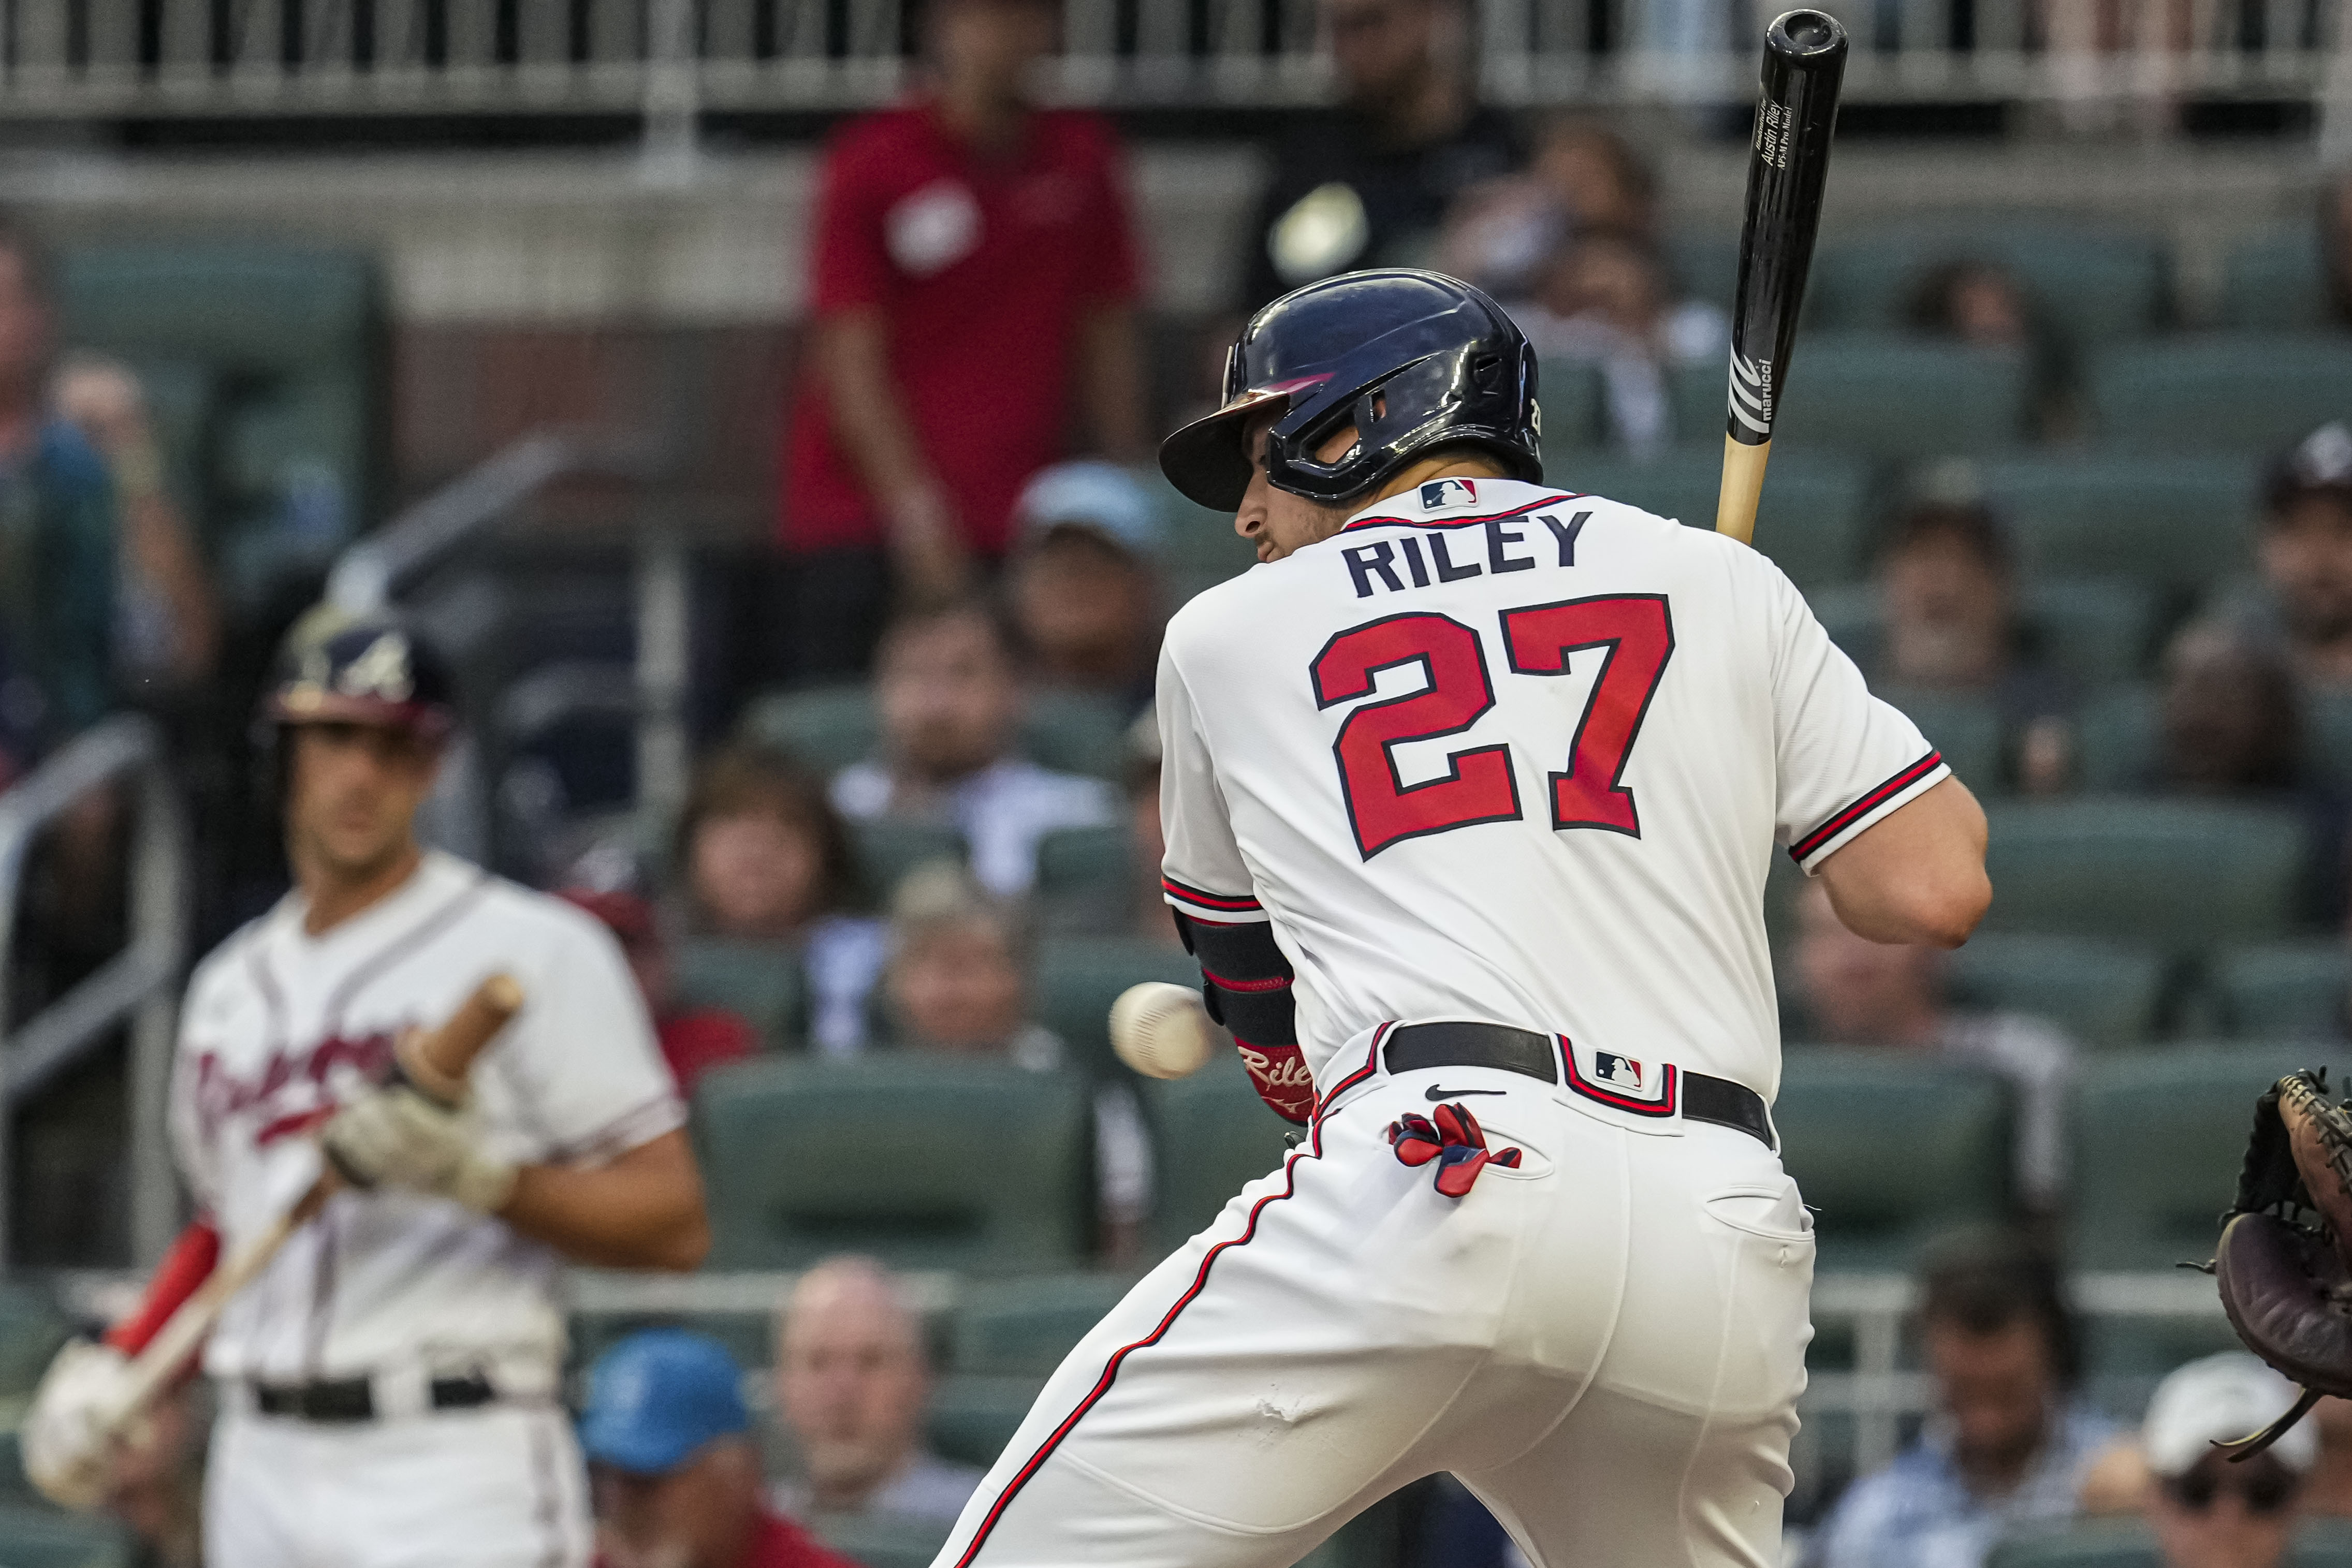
[
  {"left": 1561, "top": 1035, "right": 1680, "bottom": 1120},
  {"left": 1419, "top": 478, "right": 1478, "bottom": 511}
]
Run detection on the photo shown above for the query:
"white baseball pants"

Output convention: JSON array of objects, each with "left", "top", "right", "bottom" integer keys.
[
  {"left": 205, "top": 1401, "right": 592, "bottom": 1568},
  {"left": 934, "top": 1031, "right": 1816, "bottom": 1568}
]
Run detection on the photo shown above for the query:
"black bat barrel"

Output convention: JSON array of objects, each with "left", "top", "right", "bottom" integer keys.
[{"left": 1726, "top": 9, "right": 1848, "bottom": 449}]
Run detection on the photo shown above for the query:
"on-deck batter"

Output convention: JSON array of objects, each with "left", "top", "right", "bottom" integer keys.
[
  {"left": 25, "top": 611, "right": 711, "bottom": 1567},
  {"left": 937, "top": 269, "right": 1992, "bottom": 1568}
]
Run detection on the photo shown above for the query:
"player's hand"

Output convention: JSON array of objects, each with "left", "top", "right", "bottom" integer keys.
[
  {"left": 322, "top": 1079, "right": 518, "bottom": 1216},
  {"left": 22, "top": 1339, "right": 136, "bottom": 1512},
  {"left": 882, "top": 481, "right": 971, "bottom": 608}
]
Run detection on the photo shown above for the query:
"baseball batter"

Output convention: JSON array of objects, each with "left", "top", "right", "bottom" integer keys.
[
  {"left": 24, "top": 612, "right": 710, "bottom": 1567},
  {"left": 938, "top": 270, "right": 1992, "bottom": 1568}
]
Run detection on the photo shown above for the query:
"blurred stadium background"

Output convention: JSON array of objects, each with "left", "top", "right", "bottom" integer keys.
[{"left": 0, "top": 0, "right": 2339, "bottom": 1564}]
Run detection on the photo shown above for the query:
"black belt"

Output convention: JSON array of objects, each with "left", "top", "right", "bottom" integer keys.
[
  {"left": 252, "top": 1370, "right": 498, "bottom": 1423},
  {"left": 1382, "top": 1021, "right": 1775, "bottom": 1150}
]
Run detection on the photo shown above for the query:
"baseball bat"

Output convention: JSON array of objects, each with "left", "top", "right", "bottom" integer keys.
[
  {"left": 102, "top": 973, "right": 525, "bottom": 1437},
  {"left": 1715, "top": 9, "right": 1849, "bottom": 546}
]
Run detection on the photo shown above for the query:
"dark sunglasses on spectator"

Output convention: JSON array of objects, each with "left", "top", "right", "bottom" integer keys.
[{"left": 2167, "top": 1461, "right": 2298, "bottom": 1515}]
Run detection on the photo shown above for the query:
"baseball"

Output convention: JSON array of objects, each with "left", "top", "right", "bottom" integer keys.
[{"left": 1109, "top": 982, "right": 1218, "bottom": 1080}]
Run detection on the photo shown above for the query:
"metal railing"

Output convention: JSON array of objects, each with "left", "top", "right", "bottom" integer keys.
[
  {"left": 0, "top": 0, "right": 2341, "bottom": 117},
  {"left": 0, "top": 715, "right": 188, "bottom": 1269}
]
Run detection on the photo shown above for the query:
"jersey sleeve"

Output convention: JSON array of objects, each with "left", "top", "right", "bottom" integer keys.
[
  {"left": 503, "top": 912, "right": 686, "bottom": 1165},
  {"left": 807, "top": 122, "right": 893, "bottom": 317},
  {"left": 1156, "top": 642, "right": 1262, "bottom": 924},
  {"left": 1767, "top": 567, "right": 1951, "bottom": 874},
  {"left": 167, "top": 963, "right": 227, "bottom": 1218}
]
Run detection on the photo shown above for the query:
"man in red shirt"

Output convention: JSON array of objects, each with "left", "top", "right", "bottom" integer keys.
[
  {"left": 778, "top": 0, "right": 1148, "bottom": 679},
  {"left": 585, "top": 1329, "right": 864, "bottom": 1568}
]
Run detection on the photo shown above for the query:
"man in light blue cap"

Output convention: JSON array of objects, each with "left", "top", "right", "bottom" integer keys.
[
  {"left": 581, "top": 1330, "right": 858, "bottom": 1568},
  {"left": 1004, "top": 459, "right": 1167, "bottom": 707}
]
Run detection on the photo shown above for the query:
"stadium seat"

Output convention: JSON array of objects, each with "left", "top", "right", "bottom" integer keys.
[
  {"left": 1668, "top": 334, "right": 2032, "bottom": 462},
  {"left": 1550, "top": 445, "right": 1872, "bottom": 590},
  {"left": 695, "top": 1054, "right": 1092, "bottom": 1272},
  {"left": 739, "top": 685, "right": 1128, "bottom": 782},
  {"left": 1774, "top": 1050, "right": 2013, "bottom": 1270},
  {"left": 1979, "top": 798, "right": 2305, "bottom": 952},
  {"left": 2070, "top": 1042, "right": 2343, "bottom": 1271},
  {"left": 1966, "top": 452, "right": 2262, "bottom": 597},
  {"left": 1984, "top": 1520, "right": 2160, "bottom": 1568},
  {"left": 670, "top": 937, "right": 803, "bottom": 1048},
  {"left": 813, "top": 1513, "right": 958, "bottom": 1568},
  {"left": 1022, "top": 690, "right": 1131, "bottom": 780},
  {"left": 1530, "top": 357, "right": 1612, "bottom": 450},
  {"left": 1805, "top": 577, "right": 2157, "bottom": 690},
  {"left": 2220, "top": 229, "right": 2333, "bottom": 332},
  {"left": 1148, "top": 1049, "right": 1299, "bottom": 1255},
  {"left": 1809, "top": 219, "right": 2169, "bottom": 348},
  {"left": 1872, "top": 686, "right": 2005, "bottom": 795},
  {"left": 953, "top": 1271, "right": 1139, "bottom": 1375},
  {"left": 2209, "top": 940, "right": 2347, "bottom": 1038},
  {"left": 849, "top": 820, "right": 969, "bottom": 900},
  {"left": 2069, "top": 686, "right": 2157, "bottom": 793},
  {"left": 929, "top": 1371, "right": 1050, "bottom": 1470},
  {"left": 1945, "top": 933, "right": 2167, "bottom": 1051},
  {"left": 2087, "top": 335, "right": 2352, "bottom": 455},
  {"left": 2309, "top": 691, "right": 2352, "bottom": 782},
  {"left": 1034, "top": 825, "right": 1134, "bottom": 906},
  {"left": 0, "top": 1506, "right": 133, "bottom": 1568},
  {"left": 1661, "top": 229, "right": 1742, "bottom": 314},
  {"left": 1032, "top": 936, "right": 1203, "bottom": 1081}
]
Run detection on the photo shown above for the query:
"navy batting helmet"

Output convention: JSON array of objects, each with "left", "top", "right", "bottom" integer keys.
[
  {"left": 1159, "top": 269, "right": 1542, "bottom": 512},
  {"left": 262, "top": 609, "right": 457, "bottom": 744}
]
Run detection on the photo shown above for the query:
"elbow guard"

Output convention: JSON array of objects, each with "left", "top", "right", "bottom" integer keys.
[{"left": 1174, "top": 911, "right": 1313, "bottom": 1125}]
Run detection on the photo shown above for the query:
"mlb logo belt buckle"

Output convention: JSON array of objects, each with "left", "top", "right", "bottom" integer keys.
[{"left": 1558, "top": 1036, "right": 1682, "bottom": 1124}]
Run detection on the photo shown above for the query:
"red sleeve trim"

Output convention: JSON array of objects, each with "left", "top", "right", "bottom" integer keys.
[
  {"left": 1201, "top": 967, "right": 1292, "bottom": 994},
  {"left": 104, "top": 1220, "right": 221, "bottom": 1356},
  {"left": 1789, "top": 750, "right": 1946, "bottom": 864},
  {"left": 1161, "top": 875, "right": 1261, "bottom": 913}
]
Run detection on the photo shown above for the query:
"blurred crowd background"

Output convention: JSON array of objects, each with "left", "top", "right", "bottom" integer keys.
[{"left": 0, "top": 0, "right": 2343, "bottom": 1565}]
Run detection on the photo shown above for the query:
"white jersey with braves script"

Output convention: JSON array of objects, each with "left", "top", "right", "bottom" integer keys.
[
  {"left": 1157, "top": 476, "right": 1947, "bottom": 1103},
  {"left": 171, "top": 851, "right": 683, "bottom": 1383}
]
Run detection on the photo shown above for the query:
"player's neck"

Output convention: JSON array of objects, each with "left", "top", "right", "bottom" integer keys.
[
  {"left": 1367, "top": 452, "right": 1512, "bottom": 507},
  {"left": 296, "top": 839, "right": 426, "bottom": 938}
]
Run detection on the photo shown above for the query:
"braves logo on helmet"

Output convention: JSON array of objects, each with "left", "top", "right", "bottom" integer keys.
[{"left": 266, "top": 612, "right": 456, "bottom": 740}]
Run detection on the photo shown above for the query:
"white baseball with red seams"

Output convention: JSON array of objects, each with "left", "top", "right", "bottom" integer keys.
[
  {"left": 1108, "top": 981, "right": 1219, "bottom": 1079},
  {"left": 172, "top": 849, "right": 682, "bottom": 1568},
  {"left": 934, "top": 477, "right": 1948, "bottom": 1568}
]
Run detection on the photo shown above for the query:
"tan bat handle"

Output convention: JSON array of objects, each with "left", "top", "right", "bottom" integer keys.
[
  {"left": 101, "top": 973, "right": 524, "bottom": 1440},
  {"left": 1715, "top": 435, "right": 1772, "bottom": 546}
]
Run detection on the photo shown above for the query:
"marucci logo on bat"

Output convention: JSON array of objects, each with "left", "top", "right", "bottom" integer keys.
[{"left": 1728, "top": 350, "right": 1775, "bottom": 436}]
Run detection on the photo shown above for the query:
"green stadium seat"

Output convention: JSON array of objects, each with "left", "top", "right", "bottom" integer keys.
[
  {"left": 2070, "top": 687, "right": 2157, "bottom": 793},
  {"left": 1774, "top": 1049, "right": 2014, "bottom": 1270},
  {"left": 2088, "top": 335, "right": 2352, "bottom": 455},
  {"left": 670, "top": 938, "right": 803, "bottom": 1048},
  {"left": 2308, "top": 690, "right": 2352, "bottom": 782},
  {"left": 1668, "top": 334, "right": 2032, "bottom": 462},
  {"left": 1967, "top": 452, "right": 2262, "bottom": 597},
  {"left": 1946, "top": 933, "right": 2166, "bottom": 1050},
  {"left": 928, "top": 1371, "right": 1050, "bottom": 1469},
  {"left": 953, "top": 1272, "right": 1137, "bottom": 1375},
  {"left": 1530, "top": 357, "right": 1612, "bottom": 450},
  {"left": 1979, "top": 798, "right": 2305, "bottom": 953},
  {"left": 812, "top": 1512, "right": 957, "bottom": 1568},
  {"left": 2071, "top": 1043, "right": 2343, "bottom": 1271},
  {"left": 1148, "top": 1049, "right": 1298, "bottom": 1254},
  {"left": 1985, "top": 1521, "right": 2161, "bottom": 1568},
  {"left": 1034, "top": 825, "right": 1134, "bottom": 905},
  {"left": 2220, "top": 229, "right": 2333, "bottom": 332},
  {"left": 0, "top": 1505, "right": 133, "bottom": 1568},
  {"left": 1806, "top": 577, "right": 2157, "bottom": 689},
  {"left": 1032, "top": 936, "right": 1202, "bottom": 1081},
  {"left": 739, "top": 685, "right": 1128, "bottom": 782},
  {"left": 1873, "top": 686, "right": 2005, "bottom": 795},
  {"left": 1662, "top": 230, "right": 1742, "bottom": 313},
  {"left": 850, "top": 820, "right": 968, "bottom": 899},
  {"left": 695, "top": 1055, "right": 1092, "bottom": 1272},
  {"left": 1022, "top": 691, "right": 1130, "bottom": 780},
  {"left": 1810, "top": 220, "right": 2169, "bottom": 348},
  {"left": 1551, "top": 445, "right": 1873, "bottom": 590},
  {"left": 2210, "top": 940, "right": 2347, "bottom": 1038}
]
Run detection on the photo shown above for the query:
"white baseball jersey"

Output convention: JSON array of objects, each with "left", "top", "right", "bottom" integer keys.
[
  {"left": 1157, "top": 476, "right": 1947, "bottom": 1100},
  {"left": 171, "top": 849, "right": 684, "bottom": 1384}
]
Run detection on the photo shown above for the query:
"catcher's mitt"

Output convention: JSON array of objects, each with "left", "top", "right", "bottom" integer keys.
[{"left": 2213, "top": 1068, "right": 2352, "bottom": 1458}]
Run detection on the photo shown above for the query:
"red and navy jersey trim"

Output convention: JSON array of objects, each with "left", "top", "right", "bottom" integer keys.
[
  {"left": 1201, "top": 966, "right": 1291, "bottom": 994},
  {"left": 1315, "top": 1020, "right": 1391, "bottom": 1115},
  {"left": 1339, "top": 495, "right": 1585, "bottom": 536},
  {"left": 1161, "top": 874, "right": 1261, "bottom": 914},
  {"left": 1789, "top": 750, "right": 1947, "bottom": 865}
]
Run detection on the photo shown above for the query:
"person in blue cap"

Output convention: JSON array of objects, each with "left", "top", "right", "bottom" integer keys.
[{"left": 581, "top": 1329, "right": 860, "bottom": 1568}]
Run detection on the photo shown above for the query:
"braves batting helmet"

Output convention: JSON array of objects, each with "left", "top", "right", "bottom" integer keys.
[
  {"left": 262, "top": 609, "right": 457, "bottom": 744},
  {"left": 1159, "top": 269, "right": 1542, "bottom": 512}
]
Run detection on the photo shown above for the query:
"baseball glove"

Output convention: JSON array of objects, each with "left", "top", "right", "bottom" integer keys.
[{"left": 2213, "top": 1067, "right": 2352, "bottom": 1458}]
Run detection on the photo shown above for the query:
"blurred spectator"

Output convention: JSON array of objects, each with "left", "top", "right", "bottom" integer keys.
[
  {"left": 1791, "top": 881, "right": 2072, "bottom": 1211},
  {"left": 2323, "top": 175, "right": 2352, "bottom": 328},
  {"left": 2140, "top": 1354, "right": 2315, "bottom": 1568},
  {"left": 1516, "top": 226, "right": 1726, "bottom": 457},
  {"left": 1240, "top": 0, "right": 1521, "bottom": 312},
  {"left": 1812, "top": 1231, "right": 2116, "bottom": 1568},
  {"left": 2304, "top": 1397, "right": 2352, "bottom": 1515},
  {"left": 2154, "top": 622, "right": 2304, "bottom": 796},
  {"left": 1004, "top": 460, "right": 1165, "bottom": 708},
  {"left": 772, "top": 1256, "right": 984, "bottom": 1524},
  {"left": 2237, "top": 423, "right": 2352, "bottom": 694},
  {"left": 832, "top": 603, "right": 1116, "bottom": 897},
  {"left": 678, "top": 745, "right": 889, "bottom": 1056},
  {"left": 1436, "top": 118, "right": 1657, "bottom": 299},
  {"left": 1867, "top": 501, "right": 2073, "bottom": 794},
  {"left": 582, "top": 1329, "right": 859, "bottom": 1568},
  {"left": 561, "top": 887, "right": 759, "bottom": 1093},
  {"left": 777, "top": 0, "right": 1147, "bottom": 679},
  {"left": 1906, "top": 261, "right": 2033, "bottom": 349},
  {"left": 53, "top": 353, "right": 217, "bottom": 694},
  {"left": 884, "top": 866, "right": 1152, "bottom": 1251}
]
